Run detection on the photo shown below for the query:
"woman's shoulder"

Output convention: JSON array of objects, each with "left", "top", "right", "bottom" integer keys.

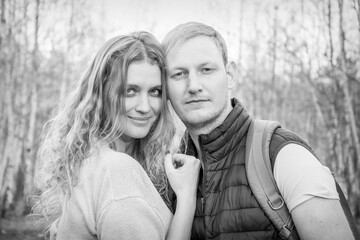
[
  {"left": 96, "top": 146, "right": 143, "bottom": 171},
  {"left": 86, "top": 146, "right": 153, "bottom": 197},
  {"left": 84, "top": 145, "right": 141, "bottom": 171},
  {"left": 80, "top": 146, "right": 145, "bottom": 192},
  {"left": 79, "top": 145, "right": 153, "bottom": 202}
]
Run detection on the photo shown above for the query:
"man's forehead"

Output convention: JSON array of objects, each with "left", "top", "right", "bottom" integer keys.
[
  {"left": 168, "top": 36, "right": 217, "bottom": 53},
  {"left": 166, "top": 36, "right": 223, "bottom": 68}
]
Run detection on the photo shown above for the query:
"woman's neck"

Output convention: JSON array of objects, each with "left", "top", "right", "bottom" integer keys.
[{"left": 114, "top": 136, "right": 131, "bottom": 153}]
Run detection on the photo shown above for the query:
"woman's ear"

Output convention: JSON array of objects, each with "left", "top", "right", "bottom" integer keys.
[{"left": 226, "top": 61, "right": 237, "bottom": 90}]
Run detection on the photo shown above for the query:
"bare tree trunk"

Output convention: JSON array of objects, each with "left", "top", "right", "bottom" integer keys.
[
  {"left": 0, "top": 0, "right": 5, "bottom": 49},
  {"left": 10, "top": 0, "right": 28, "bottom": 216},
  {"left": 20, "top": 0, "right": 40, "bottom": 215},
  {"left": 59, "top": 0, "right": 74, "bottom": 106},
  {"left": 237, "top": 4, "right": 260, "bottom": 117},
  {"left": 338, "top": 0, "right": 360, "bottom": 217},
  {"left": 271, "top": 5, "right": 278, "bottom": 86},
  {"left": 327, "top": 0, "right": 334, "bottom": 67},
  {"left": 10, "top": 0, "right": 39, "bottom": 216},
  {"left": 0, "top": 64, "right": 14, "bottom": 214},
  {"left": 0, "top": 0, "right": 16, "bottom": 214},
  {"left": 321, "top": 0, "right": 344, "bottom": 177},
  {"left": 0, "top": 0, "right": 27, "bottom": 217},
  {"left": 352, "top": 0, "right": 360, "bottom": 53},
  {"left": 338, "top": 0, "right": 360, "bottom": 173},
  {"left": 0, "top": 0, "right": 32, "bottom": 217},
  {"left": 238, "top": 0, "right": 243, "bottom": 67},
  {"left": 270, "top": 4, "right": 279, "bottom": 121},
  {"left": 0, "top": 43, "right": 20, "bottom": 217},
  {"left": 330, "top": 99, "right": 345, "bottom": 173},
  {"left": 0, "top": 0, "right": 7, "bottom": 159}
]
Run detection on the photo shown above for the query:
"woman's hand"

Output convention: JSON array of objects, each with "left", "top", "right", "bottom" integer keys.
[
  {"left": 164, "top": 152, "right": 200, "bottom": 200},
  {"left": 164, "top": 152, "right": 200, "bottom": 239}
]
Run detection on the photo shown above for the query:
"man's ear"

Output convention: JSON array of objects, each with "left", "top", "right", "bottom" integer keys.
[{"left": 226, "top": 61, "right": 237, "bottom": 90}]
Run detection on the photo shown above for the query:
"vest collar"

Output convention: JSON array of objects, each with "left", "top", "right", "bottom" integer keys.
[{"left": 184, "top": 98, "right": 252, "bottom": 163}]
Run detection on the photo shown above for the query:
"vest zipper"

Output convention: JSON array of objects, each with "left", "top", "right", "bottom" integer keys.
[
  {"left": 201, "top": 197, "right": 204, "bottom": 212},
  {"left": 199, "top": 137, "right": 206, "bottom": 215},
  {"left": 201, "top": 175, "right": 206, "bottom": 214}
]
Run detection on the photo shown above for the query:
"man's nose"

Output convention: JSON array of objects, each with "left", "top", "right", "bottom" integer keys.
[
  {"left": 187, "top": 72, "right": 202, "bottom": 93},
  {"left": 135, "top": 94, "right": 151, "bottom": 113}
]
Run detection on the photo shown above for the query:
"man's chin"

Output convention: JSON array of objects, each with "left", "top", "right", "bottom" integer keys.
[
  {"left": 183, "top": 115, "right": 217, "bottom": 130},
  {"left": 180, "top": 108, "right": 230, "bottom": 134}
]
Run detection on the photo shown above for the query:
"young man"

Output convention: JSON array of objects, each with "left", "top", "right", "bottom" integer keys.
[{"left": 162, "top": 22, "right": 355, "bottom": 240}]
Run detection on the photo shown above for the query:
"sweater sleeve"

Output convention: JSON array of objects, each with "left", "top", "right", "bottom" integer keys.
[{"left": 97, "top": 197, "right": 167, "bottom": 240}]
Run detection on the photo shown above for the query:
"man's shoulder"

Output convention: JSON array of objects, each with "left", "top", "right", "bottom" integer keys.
[{"left": 269, "top": 126, "right": 313, "bottom": 167}]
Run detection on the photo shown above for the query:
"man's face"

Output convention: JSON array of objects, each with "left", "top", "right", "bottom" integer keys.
[{"left": 166, "top": 36, "right": 233, "bottom": 131}]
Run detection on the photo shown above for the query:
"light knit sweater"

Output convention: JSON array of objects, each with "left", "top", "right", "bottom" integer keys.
[{"left": 55, "top": 146, "right": 173, "bottom": 240}]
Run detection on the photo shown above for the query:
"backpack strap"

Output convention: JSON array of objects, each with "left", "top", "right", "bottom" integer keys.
[
  {"left": 245, "top": 119, "right": 299, "bottom": 240},
  {"left": 334, "top": 178, "right": 360, "bottom": 239}
]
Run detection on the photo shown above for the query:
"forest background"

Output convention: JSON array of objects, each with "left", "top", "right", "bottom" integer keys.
[{"left": 0, "top": 0, "right": 360, "bottom": 239}]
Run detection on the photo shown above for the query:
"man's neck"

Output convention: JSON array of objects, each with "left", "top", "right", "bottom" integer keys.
[{"left": 187, "top": 101, "right": 233, "bottom": 161}]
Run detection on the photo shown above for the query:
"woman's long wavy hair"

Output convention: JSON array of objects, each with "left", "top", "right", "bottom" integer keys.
[{"left": 32, "top": 31, "right": 175, "bottom": 232}]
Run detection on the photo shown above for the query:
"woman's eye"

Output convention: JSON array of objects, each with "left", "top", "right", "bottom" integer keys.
[
  {"left": 149, "top": 88, "right": 162, "bottom": 97},
  {"left": 126, "top": 88, "right": 136, "bottom": 96}
]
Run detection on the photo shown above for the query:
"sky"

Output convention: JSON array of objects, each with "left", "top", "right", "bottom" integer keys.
[
  {"left": 40, "top": 0, "right": 359, "bottom": 78},
  {"left": 40, "top": 0, "right": 328, "bottom": 66},
  {"left": 91, "top": 0, "right": 316, "bottom": 63},
  {"left": 92, "top": 0, "right": 244, "bottom": 61}
]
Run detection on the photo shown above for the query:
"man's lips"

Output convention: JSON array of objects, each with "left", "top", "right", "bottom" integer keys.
[{"left": 185, "top": 99, "right": 209, "bottom": 104}]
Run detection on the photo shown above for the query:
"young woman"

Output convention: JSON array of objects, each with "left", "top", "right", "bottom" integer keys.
[{"left": 33, "top": 31, "right": 199, "bottom": 240}]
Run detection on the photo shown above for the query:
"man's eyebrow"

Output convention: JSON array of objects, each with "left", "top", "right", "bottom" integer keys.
[
  {"left": 199, "top": 62, "right": 212, "bottom": 67},
  {"left": 167, "top": 66, "right": 187, "bottom": 71}
]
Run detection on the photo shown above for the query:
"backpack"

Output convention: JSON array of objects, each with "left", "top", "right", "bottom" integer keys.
[{"left": 245, "top": 119, "right": 360, "bottom": 240}]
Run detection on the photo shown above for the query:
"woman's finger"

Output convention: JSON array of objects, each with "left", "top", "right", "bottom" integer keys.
[{"left": 164, "top": 151, "right": 175, "bottom": 173}]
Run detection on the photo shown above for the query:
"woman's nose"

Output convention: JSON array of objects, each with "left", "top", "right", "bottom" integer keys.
[{"left": 135, "top": 94, "right": 151, "bottom": 113}]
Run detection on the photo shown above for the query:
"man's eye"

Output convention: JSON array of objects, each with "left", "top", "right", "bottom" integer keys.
[
  {"left": 149, "top": 88, "right": 162, "bottom": 97},
  {"left": 201, "top": 68, "right": 214, "bottom": 74},
  {"left": 171, "top": 71, "right": 187, "bottom": 80}
]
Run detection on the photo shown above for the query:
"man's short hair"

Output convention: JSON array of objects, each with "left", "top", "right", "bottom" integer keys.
[{"left": 162, "top": 22, "right": 228, "bottom": 65}]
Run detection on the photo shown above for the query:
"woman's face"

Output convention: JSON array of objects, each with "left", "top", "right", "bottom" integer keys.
[{"left": 123, "top": 61, "right": 162, "bottom": 139}]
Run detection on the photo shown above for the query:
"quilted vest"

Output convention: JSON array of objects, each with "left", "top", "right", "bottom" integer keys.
[{"left": 180, "top": 98, "right": 311, "bottom": 240}]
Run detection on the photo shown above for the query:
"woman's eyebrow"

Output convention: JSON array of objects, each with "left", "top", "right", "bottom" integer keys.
[{"left": 126, "top": 84, "right": 140, "bottom": 89}]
